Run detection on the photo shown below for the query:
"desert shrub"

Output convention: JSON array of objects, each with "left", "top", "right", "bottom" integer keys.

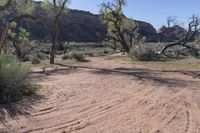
[
  {"left": 31, "top": 55, "right": 41, "bottom": 64},
  {"left": 62, "top": 54, "right": 70, "bottom": 60},
  {"left": 103, "top": 49, "right": 110, "bottom": 54},
  {"left": 57, "top": 43, "right": 65, "bottom": 51},
  {"left": 0, "top": 55, "right": 35, "bottom": 102},
  {"left": 95, "top": 50, "right": 106, "bottom": 56},
  {"left": 71, "top": 51, "right": 86, "bottom": 62},
  {"left": 130, "top": 44, "right": 156, "bottom": 61},
  {"left": 62, "top": 51, "right": 86, "bottom": 62},
  {"left": 84, "top": 51, "right": 94, "bottom": 57},
  {"left": 68, "top": 43, "right": 77, "bottom": 50},
  {"left": 36, "top": 53, "right": 46, "bottom": 60},
  {"left": 22, "top": 55, "right": 32, "bottom": 62},
  {"left": 189, "top": 49, "right": 200, "bottom": 58}
]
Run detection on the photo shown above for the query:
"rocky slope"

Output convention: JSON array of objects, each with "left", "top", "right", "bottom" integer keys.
[
  {"left": 157, "top": 25, "right": 186, "bottom": 42},
  {"left": 0, "top": 2, "right": 188, "bottom": 42},
  {"left": 18, "top": 3, "right": 158, "bottom": 42}
]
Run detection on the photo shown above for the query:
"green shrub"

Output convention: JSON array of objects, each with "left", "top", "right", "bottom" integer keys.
[
  {"left": 0, "top": 55, "right": 35, "bottom": 102},
  {"left": 95, "top": 50, "right": 105, "bottom": 56},
  {"left": 68, "top": 43, "right": 77, "bottom": 50},
  {"left": 57, "top": 43, "right": 65, "bottom": 51},
  {"left": 31, "top": 55, "right": 41, "bottom": 64},
  {"left": 103, "top": 49, "right": 109, "bottom": 54},
  {"left": 36, "top": 53, "right": 46, "bottom": 60},
  {"left": 62, "top": 54, "right": 70, "bottom": 60},
  {"left": 84, "top": 51, "right": 94, "bottom": 57},
  {"left": 62, "top": 51, "right": 86, "bottom": 62},
  {"left": 130, "top": 44, "right": 156, "bottom": 61},
  {"left": 71, "top": 51, "right": 85, "bottom": 62},
  {"left": 22, "top": 55, "right": 32, "bottom": 62}
]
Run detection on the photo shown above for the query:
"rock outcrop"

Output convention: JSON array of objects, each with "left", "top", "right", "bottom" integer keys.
[
  {"left": 136, "top": 20, "right": 158, "bottom": 42},
  {"left": 157, "top": 25, "right": 186, "bottom": 42},
  {"left": 1, "top": 1, "right": 191, "bottom": 43},
  {"left": 15, "top": 1, "right": 159, "bottom": 42}
]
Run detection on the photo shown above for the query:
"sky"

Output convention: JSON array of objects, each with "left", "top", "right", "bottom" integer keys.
[{"left": 36, "top": 0, "right": 200, "bottom": 29}]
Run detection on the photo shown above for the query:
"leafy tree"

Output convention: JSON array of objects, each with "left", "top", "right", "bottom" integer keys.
[
  {"left": 7, "top": 21, "right": 30, "bottom": 59},
  {"left": 42, "top": 0, "right": 70, "bottom": 64},
  {"left": 0, "top": 0, "right": 12, "bottom": 11},
  {"left": 100, "top": 0, "right": 139, "bottom": 53},
  {"left": 123, "top": 19, "right": 140, "bottom": 49},
  {"left": 0, "top": 0, "right": 37, "bottom": 53}
]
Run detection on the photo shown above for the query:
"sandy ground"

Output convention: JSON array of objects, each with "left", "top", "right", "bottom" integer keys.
[{"left": 1, "top": 56, "right": 200, "bottom": 133}]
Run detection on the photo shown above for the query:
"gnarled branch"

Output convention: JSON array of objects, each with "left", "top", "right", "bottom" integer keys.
[{"left": 161, "top": 15, "right": 200, "bottom": 54}]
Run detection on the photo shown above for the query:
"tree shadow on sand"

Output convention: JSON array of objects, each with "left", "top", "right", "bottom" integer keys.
[
  {"left": 0, "top": 94, "right": 44, "bottom": 126},
  {"left": 2, "top": 63, "right": 196, "bottom": 125},
  {"left": 53, "top": 63, "right": 200, "bottom": 88}
]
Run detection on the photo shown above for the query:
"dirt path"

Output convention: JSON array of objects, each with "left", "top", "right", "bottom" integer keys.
[{"left": 1, "top": 56, "right": 200, "bottom": 133}]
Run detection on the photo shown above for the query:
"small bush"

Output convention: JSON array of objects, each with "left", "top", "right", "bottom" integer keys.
[
  {"left": 62, "top": 51, "right": 86, "bottom": 62},
  {"left": 95, "top": 50, "right": 106, "bottom": 56},
  {"left": 130, "top": 44, "right": 156, "bottom": 61},
  {"left": 0, "top": 55, "right": 35, "bottom": 102},
  {"left": 103, "top": 49, "right": 109, "bottom": 54},
  {"left": 22, "top": 55, "right": 32, "bottom": 62},
  {"left": 71, "top": 51, "right": 86, "bottom": 62},
  {"left": 31, "top": 55, "right": 41, "bottom": 64},
  {"left": 37, "top": 53, "right": 46, "bottom": 60},
  {"left": 62, "top": 54, "right": 70, "bottom": 60},
  {"left": 84, "top": 51, "right": 94, "bottom": 57},
  {"left": 57, "top": 43, "right": 65, "bottom": 51}
]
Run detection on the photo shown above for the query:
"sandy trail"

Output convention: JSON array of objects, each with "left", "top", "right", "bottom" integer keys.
[{"left": 1, "top": 56, "right": 200, "bottom": 133}]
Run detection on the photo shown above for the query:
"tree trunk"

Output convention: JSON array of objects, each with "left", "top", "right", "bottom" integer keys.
[
  {"left": 129, "top": 36, "right": 133, "bottom": 49},
  {"left": 0, "top": 22, "right": 10, "bottom": 53},
  {"left": 161, "top": 42, "right": 179, "bottom": 54},
  {"left": 50, "top": 15, "right": 61, "bottom": 64},
  {"left": 113, "top": 42, "right": 117, "bottom": 52},
  {"left": 120, "top": 37, "right": 130, "bottom": 53},
  {"left": 116, "top": 25, "right": 130, "bottom": 53},
  {"left": 161, "top": 42, "right": 199, "bottom": 54},
  {"left": 12, "top": 41, "right": 22, "bottom": 59}
]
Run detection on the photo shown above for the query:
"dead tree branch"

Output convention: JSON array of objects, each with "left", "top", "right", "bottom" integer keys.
[{"left": 161, "top": 15, "right": 200, "bottom": 54}]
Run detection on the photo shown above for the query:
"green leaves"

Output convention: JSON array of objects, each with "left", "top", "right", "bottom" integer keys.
[
  {"left": 0, "top": 0, "right": 35, "bottom": 25},
  {"left": 7, "top": 22, "right": 30, "bottom": 46},
  {"left": 10, "top": 21, "right": 17, "bottom": 29},
  {"left": 41, "top": 0, "right": 70, "bottom": 16}
]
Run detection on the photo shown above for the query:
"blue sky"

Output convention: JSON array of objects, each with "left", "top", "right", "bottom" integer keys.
[
  {"left": 69, "top": 0, "right": 200, "bottom": 29},
  {"left": 36, "top": 0, "right": 200, "bottom": 29}
]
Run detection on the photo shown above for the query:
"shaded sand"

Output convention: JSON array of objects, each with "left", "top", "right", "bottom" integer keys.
[{"left": 1, "top": 56, "right": 200, "bottom": 133}]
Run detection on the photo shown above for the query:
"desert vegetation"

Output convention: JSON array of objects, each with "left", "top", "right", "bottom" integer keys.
[{"left": 1, "top": 0, "right": 200, "bottom": 132}]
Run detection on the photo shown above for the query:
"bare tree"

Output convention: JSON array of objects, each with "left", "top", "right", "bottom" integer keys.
[
  {"left": 167, "top": 16, "right": 176, "bottom": 28},
  {"left": 161, "top": 15, "right": 200, "bottom": 54}
]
